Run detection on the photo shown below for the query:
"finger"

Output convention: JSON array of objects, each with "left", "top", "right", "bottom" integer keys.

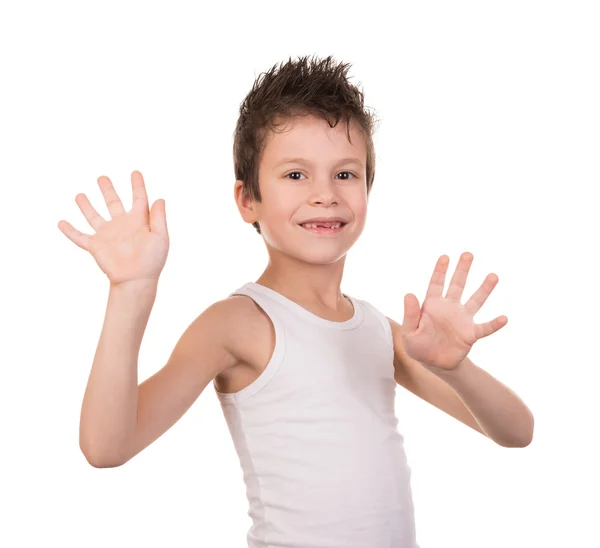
[
  {"left": 464, "top": 273, "right": 499, "bottom": 316},
  {"left": 474, "top": 315, "right": 508, "bottom": 340},
  {"left": 97, "top": 175, "right": 127, "bottom": 218},
  {"left": 75, "top": 193, "right": 107, "bottom": 231},
  {"left": 130, "top": 170, "right": 149, "bottom": 213},
  {"left": 57, "top": 219, "right": 91, "bottom": 251},
  {"left": 425, "top": 254, "right": 450, "bottom": 300},
  {"left": 446, "top": 251, "right": 474, "bottom": 302},
  {"left": 150, "top": 198, "right": 168, "bottom": 236},
  {"left": 402, "top": 293, "right": 421, "bottom": 332}
]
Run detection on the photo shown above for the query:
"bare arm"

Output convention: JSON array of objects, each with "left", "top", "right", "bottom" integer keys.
[
  {"left": 60, "top": 171, "right": 237, "bottom": 468},
  {"left": 120, "top": 298, "right": 238, "bottom": 465},
  {"left": 79, "top": 280, "right": 158, "bottom": 467},
  {"left": 80, "top": 291, "right": 239, "bottom": 468}
]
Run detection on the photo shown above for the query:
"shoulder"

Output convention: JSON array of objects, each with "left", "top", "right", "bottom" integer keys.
[
  {"left": 213, "top": 293, "right": 275, "bottom": 366},
  {"left": 384, "top": 315, "right": 404, "bottom": 358},
  {"left": 384, "top": 315, "right": 406, "bottom": 368},
  {"left": 385, "top": 315, "right": 401, "bottom": 333}
]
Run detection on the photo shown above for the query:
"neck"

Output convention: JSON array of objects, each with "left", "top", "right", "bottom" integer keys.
[{"left": 256, "top": 254, "right": 348, "bottom": 311}]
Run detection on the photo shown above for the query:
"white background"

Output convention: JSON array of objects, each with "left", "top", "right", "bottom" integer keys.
[{"left": 1, "top": 1, "right": 598, "bottom": 547}]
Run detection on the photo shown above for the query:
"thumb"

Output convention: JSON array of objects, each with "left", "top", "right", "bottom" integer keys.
[
  {"left": 402, "top": 293, "right": 421, "bottom": 333},
  {"left": 149, "top": 199, "right": 168, "bottom": 236}
]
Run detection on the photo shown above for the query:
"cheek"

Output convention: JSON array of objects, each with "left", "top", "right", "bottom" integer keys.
[
  {"left": 349, "top": 195, "right": 368, "bottom": 220},
  {"left": 260, "top": 191, "right": 297, "bottom": 226},
  {"left": 265, "top": 186, "right": 300, "bottom": 213}
]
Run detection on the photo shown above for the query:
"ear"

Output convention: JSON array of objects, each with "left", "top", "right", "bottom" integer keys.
[{"left": 234, "top": 180, "right": 259, "bottom": 225}]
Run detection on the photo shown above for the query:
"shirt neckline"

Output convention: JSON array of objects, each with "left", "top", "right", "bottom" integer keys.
[{"left": 243, "top": 282, "right": 364, "bottom": 330}]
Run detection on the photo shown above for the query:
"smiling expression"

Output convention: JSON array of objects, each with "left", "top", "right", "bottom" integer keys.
[{"left": 236, "top": 114, "right": 369, "bottom": 264}]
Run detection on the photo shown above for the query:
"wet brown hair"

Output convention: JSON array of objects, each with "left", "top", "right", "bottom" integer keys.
[{"left": 233, "top": 54, "right": 380, "bottom": 234}]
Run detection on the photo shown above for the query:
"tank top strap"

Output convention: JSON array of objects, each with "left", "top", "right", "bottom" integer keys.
[
  {"left": 217, "top": 284, "right": 288, "bottom": 405},
  {"left": 228, "top": 283, "right": 286, "bottom": 321}
]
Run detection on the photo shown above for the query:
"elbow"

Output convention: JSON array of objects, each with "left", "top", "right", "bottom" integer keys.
[
  {"left": 80, "top": 439, "right": 127, "bottom": 468},
  {"left": 81, "top": 448, "right": 124, "bottom": 468},
  {"left": 520, "top": 428, "right": 535, "bottom": 448},
  {"left": 512, "top": 434, "right": 533, "bottom": 448},
  {"left": 496, "top": 436, "right": 532, "bottom": 448},
  {"left": 501, "top": 411, "right": 535, "bottom": 448},
  {"left": 520, "top": 410, "right": 535, "bottom": 447},
  {"left": 86, "top": 456, "right": 125, "bottom": 468}
]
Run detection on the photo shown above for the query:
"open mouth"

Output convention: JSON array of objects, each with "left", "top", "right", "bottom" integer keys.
[{"left": 298, "top": 222, "right": 348, "bottom": 234}]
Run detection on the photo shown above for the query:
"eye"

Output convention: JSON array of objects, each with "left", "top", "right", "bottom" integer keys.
[{"left": 284, "top": 171, "right": 356, "bottom": 180}]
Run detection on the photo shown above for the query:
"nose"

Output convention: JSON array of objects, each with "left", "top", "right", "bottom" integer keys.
[{"left": 308, "top": 177, "right": 339, "bottom": 206}]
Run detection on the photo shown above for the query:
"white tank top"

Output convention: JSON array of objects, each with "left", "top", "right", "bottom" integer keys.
[{"left": 213, "top": 282, "right": 419, "bottom": 548}]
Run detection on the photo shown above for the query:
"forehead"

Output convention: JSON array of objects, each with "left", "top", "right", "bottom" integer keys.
[{"left": 260, "top": 115, "right": 366, "bottom": 165}]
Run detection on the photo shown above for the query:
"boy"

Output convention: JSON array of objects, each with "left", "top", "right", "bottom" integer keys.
[{"left": 58, "top": 55, "right": 534, "bottom": 547}]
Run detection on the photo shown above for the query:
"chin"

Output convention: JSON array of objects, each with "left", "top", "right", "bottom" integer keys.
[{"left": 293, "top": 245, "right": 352, "bottom": 265}]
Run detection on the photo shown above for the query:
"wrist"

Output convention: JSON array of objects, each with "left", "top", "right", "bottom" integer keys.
[
  {"left": 110, "top": 278, "right": 159, "bottom": 292},
  {"left": 432, "top": 356, "right": 474, "bottom": 385},
  {"left": 108, "top": 278, "right": 159, "bottom": 305}
]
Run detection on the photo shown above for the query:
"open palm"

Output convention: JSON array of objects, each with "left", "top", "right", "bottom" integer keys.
[
  {"left": 58, "top": 171, "right": 169, "bottom": 287},
  {"left": 400, "top": 252, "right": 508, "bottom": 371}
]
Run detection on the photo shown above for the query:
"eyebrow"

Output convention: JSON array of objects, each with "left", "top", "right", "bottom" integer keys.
[{"left": 276, "top": 157, "right": 364, "bottom": 168}]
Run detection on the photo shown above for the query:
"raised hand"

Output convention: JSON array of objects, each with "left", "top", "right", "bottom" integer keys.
[
  {"left": 58, "top": 171, "right": 169, "bottom": 287},
  {"left": 400, "top": 252, "right": 508, "bottom": 372}
]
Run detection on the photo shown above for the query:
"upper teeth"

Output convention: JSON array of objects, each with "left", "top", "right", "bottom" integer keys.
[{"left": 302, "top": 222, "right": 342, "bottom": 229}]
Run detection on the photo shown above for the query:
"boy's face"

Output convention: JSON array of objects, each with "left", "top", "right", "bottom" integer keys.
[{"left": 236, "top": 114, "right": 368, "bottom": 265}]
